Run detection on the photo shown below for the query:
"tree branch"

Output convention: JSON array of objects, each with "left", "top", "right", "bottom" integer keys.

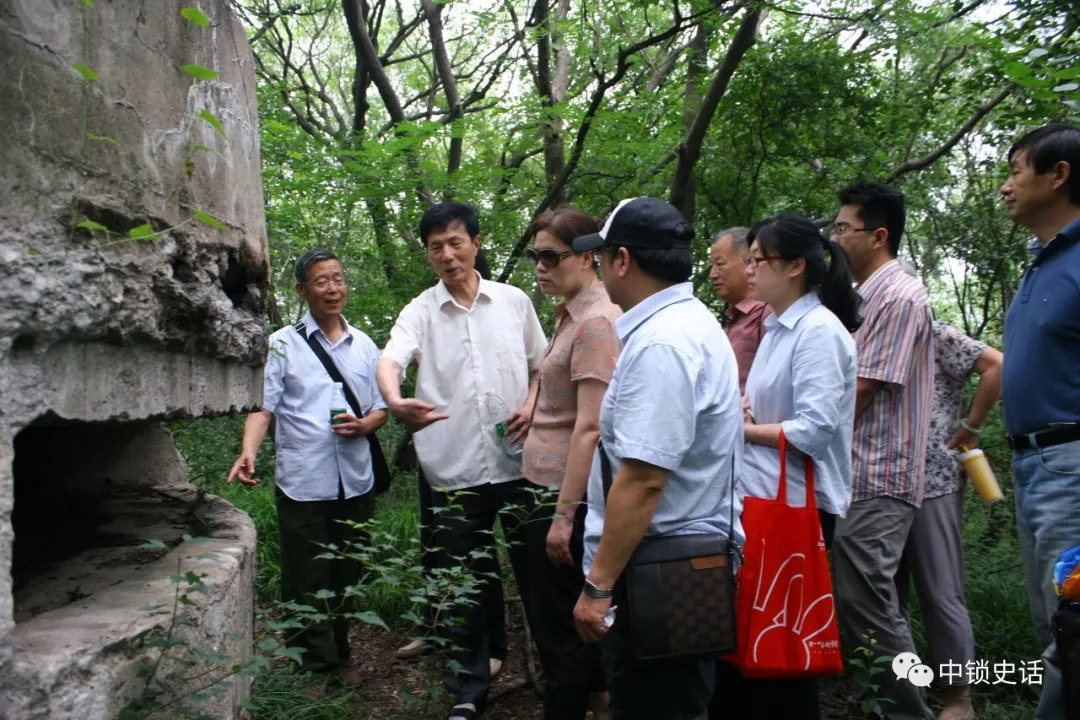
[
  {"left": 885, "top": 84, "right": 1014, "bottom": 183},
  {"left": 497, "top": 6, "right": 712, "bottom": 281},
  {"left": 669, "top": 7, "right": 762, "bottom": 219},
  {"left": 420, "top": 0, "right": 464, "bottom": 175}
]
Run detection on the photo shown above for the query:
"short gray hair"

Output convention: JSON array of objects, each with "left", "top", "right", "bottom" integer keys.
[
  {"left": 294, "top": 248, "right": 340, "bottom": 284},
  {"left": 712, "top": 227, "right": 751, "bottom": 254}
]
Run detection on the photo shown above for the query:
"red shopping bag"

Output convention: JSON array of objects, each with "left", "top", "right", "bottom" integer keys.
[{"left": 726, "top": 430, "right": 844, "bottom": 678}]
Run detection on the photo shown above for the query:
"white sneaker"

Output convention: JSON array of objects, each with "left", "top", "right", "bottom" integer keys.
[
  {"left": 489, "top": 657, "right": 503, "bottom": 679},
  {"left": 395, "top": 637, "right": 430, "bottom": 660}
]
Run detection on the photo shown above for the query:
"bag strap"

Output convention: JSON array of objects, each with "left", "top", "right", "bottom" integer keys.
[
  {"left": 777, "top": 429, "right": 816, "bottom": 510},
  {"left": 293, "top": 321, "right": 366, "bottom": 419}
]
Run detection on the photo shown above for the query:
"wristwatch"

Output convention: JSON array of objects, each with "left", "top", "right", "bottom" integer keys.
[{"left": 583, "top": 578, "right": 614, "bottom": 599}]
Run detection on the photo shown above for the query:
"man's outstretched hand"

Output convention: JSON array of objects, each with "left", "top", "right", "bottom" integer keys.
[
  {"left": 226, "top": 450, "right": 260, "bottom": 486},
  {"left": 391, "top": 398, "right": 450, "bottom": 432}
]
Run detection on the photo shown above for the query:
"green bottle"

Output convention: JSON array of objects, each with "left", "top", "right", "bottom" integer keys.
[{"left": 330, "top": 382, "right": 348, "bottom": 425}]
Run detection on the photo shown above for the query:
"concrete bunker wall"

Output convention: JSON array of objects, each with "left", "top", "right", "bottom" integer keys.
[{"left": 0, "top": 0, "right": 269, "bottom": 717}]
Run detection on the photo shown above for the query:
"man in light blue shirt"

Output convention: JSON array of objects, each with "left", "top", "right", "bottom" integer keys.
[
  {"left": 571, "top": 197, "right": 743, "bottom": 720},
  {"left": 227, "top": 249, "right": 388, "bottom": 684}
]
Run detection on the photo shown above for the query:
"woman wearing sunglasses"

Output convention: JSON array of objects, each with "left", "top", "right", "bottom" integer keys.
[
  {"left": 710, "top": 213, "right": 862, "bottom": 720},
  {"left": 521, "top": 207, "right": 620, "bottom": 720}
]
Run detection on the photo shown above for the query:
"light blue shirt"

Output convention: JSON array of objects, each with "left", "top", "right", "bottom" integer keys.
[
  {"left": 263, "top": 311, "right": 388, "bottom": 501},
  {"left": 583, "top": 283, "right": 744, "bottom": 575},
  {"left": 742, "top": 293, "right": 857, "bottom": 517}
]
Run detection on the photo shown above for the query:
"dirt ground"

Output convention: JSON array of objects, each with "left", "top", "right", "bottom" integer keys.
[{"left": 331, "top": 606, "right": 859, "bottom": 720}]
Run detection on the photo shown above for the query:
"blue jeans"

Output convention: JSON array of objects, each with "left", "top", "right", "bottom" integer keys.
[{"left": 1013, "top": 438, "right": 1080, "bottom": 720}]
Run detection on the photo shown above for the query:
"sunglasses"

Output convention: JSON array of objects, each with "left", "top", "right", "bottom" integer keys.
[{"left": 526, "top": 248, "right": 575, "bottom": 268}]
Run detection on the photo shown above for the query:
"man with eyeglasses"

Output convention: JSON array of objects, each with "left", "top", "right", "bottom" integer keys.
[
  {"left": 226, "top": 248, "right": 389, "bottom": 686},
  {"left": 829, "top": 183, "right": 936, "bottom": 720},
  {"left": 708, "top": 227, "right": 771, "bottom": 393},
  {"left": 377, "top": 201, "right": 547, "bottom": 720}
]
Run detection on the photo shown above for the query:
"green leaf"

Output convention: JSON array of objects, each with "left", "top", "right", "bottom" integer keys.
[
  {"left": 77, "top": 0, "right": 93, "bottom": 7},
  {"left": 75, "top": 219, "right": 109, "bottom": 232},
  {"left": 199, "top": 109, "right": 224, "bottom": 136},
  {"left": 1053, "top": 83, "right": 1079, "bottom": 93},
  {"left": 347, "top": 610, "right": 389, "bottom": 631},
  {"left": 128, "top": 223, "right": 154, "bottom": 239},
  {"left": 87, "top": 133, "right": 120, "bottom": 146},
  {"left": 1027, "top": 48, "right": 1049, "bottom": 60},
  {"left": 193, "top": 208, "right": 225, "bottom": 230},
  {"left": 275, "top": 646, "right": 305, "bottom": 664},
  {"left": 73, "top": 63, "right": 99, "bottom": 81},
  {"left": 180, "top": 7, "right": 210, "bottom": 25},
  {"left": 1004, "top": 62, "right": 1032, "bottom": 78},
  {"left": 256, "top": 637, "right": 280, "bottom": 652},
  {"left": 182, "top": 64, "right": 219, "bottom": 81},
  {"left": 1053, "top": 67, "right": 1080, "bottom": 81}
]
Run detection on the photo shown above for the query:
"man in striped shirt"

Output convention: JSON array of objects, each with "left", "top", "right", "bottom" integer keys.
[{"left": 830, "top": 183, "right": 936, "bottom": 720}]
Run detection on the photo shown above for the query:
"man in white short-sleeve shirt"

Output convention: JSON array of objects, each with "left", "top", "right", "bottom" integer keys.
[{"left": 376, "top": 202, "right": 546, "bottom": 720}]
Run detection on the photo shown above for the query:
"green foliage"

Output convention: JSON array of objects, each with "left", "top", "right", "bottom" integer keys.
[
  {"left": 199, "top": 109, "right": 225, "bottom": 136},
  {"left": 181, "top": 7, "right": 211, "bottom": 27},
  {"left": 72, "top": 63, "right": 99, "bottom": 81},
  {"left": 182, "top": 64, "right": 219, "bottom": 81}
]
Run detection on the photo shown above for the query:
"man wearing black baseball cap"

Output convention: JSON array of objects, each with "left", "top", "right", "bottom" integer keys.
[{"left": 572, "top": 197, "right": 743, "bottom": 719}]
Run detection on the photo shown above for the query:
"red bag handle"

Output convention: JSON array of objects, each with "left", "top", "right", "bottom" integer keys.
[{"left": 777, "top": 429, "right": 817, "bottom": 510}]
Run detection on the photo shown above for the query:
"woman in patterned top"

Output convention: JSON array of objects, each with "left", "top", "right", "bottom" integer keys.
[{"left": 521, "top": 207, "right": 621, "bottom": 720}]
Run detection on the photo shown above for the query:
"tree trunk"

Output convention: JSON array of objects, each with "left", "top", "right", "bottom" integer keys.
[{"left": 669, "top": 8, "right": 762, "bottom": 221}]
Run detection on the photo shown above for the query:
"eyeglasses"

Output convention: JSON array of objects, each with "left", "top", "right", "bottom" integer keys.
[
  {"left": 745, "top": 255, "right": 784, "bottom": 268},
  {"left": 526, "top": 248, "right": 575, "bottom": 268},
  {"left": 829, "top": 222, "right": 872, "bottom": 237},
  {"left": 305, "top": 277, "right": 348, "bottom": 290}
]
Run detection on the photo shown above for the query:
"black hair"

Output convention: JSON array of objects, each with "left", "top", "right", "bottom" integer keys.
[
  {"left": 419, "top": 201, "right": 480, "bottom": 245},
  {"left": 612, "top": 246, "right": 693, "bottom": 284},
  {"left": 294, "top": 248, "right": 340, "bottom": 284},
  {"left": 750, "top": 213, "right": 863, "bottom": 331},
  {"left": 1008, "top": 124, "right": 1080, "bottom": 205},
  {"left": 474, "top": 247, "right": 492, "bottom": 281},
  {"left": 837, "top": 182, "right": 906, "bottom": 257}
]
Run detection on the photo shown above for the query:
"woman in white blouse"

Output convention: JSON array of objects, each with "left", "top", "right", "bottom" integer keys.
[{"left": 710, "top": 213, "right": 862, "bottom": 720}]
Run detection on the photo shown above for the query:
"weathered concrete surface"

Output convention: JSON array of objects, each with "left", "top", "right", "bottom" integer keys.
[
  {"left": 7, "top": 423, "right": 255, "bottom": 719},
  {"left": 0, "top": 0, "right": 267, "bottom": 716}
]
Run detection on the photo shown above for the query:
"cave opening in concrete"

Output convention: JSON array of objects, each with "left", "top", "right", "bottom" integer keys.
[{"left": 11, "top": 419, "right": 196, "bottom": 623}]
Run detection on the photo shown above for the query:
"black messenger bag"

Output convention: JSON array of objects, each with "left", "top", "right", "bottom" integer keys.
[{"left": 599, "top": 442, "right": 738, "bottom": 660}]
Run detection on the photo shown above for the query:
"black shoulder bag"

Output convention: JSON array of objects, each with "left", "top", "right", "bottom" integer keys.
[
  {"left": 294, "top": 321, "right": 392, "bottom": 496},
  {"left": 599, "top": 441, "right": 738, "bottom": 660}
]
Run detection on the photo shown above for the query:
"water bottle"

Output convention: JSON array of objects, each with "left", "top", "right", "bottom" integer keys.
[
  {"left": 330, "top": 382, "right": 348, "bottom": 425},
  {"left": 485, "top": 390, "right": 523, "bottom": 457}
]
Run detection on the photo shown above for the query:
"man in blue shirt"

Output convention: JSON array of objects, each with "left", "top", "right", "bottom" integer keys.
[
  {"left": 1000, "top": 123, "right": 1080, "bottom": 720},
  {"left": 227, "top": 249, "right": 388, "bottom": 686},
  {"left": 571, "top": 197, "right": 743, "bottom": 720}
]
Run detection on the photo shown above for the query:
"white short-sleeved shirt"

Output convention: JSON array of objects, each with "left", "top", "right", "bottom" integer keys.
[
  {"left": 263, "top": 311, "right": 388, "bottom": 501},
  {"left": 382, "top": 273, "right": 547, "bottom": 490},
  {"left": 583, "top": 283, "right": 744, "bottom": 575},
  {"left": 741, "top": 293, "right": 858, "bottom": 517}
]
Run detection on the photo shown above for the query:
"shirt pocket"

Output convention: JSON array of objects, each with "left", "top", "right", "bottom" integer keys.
[{"left": 493, "top": 325, "right": 527, "bottom": 374}]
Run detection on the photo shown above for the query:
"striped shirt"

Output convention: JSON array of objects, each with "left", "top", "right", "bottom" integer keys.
[{"left": 851, "top": 260, "right": 935, "bottom": 507}]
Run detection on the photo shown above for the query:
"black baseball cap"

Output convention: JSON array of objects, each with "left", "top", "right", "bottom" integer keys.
[{"left": 572, "top": 197, "right": 694, "bottom": 252}]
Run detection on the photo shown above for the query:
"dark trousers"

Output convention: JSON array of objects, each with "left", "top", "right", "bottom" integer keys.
[
  {"left": 429, "top": 478, "right": 542, "bottom": 707},
  {"left": 602, "top": 575, "right": 716, "bottom": 720},
  {"left": 276, "top": 488, "right": 374, "bottom": 671},
  {"left": 707, "top": 509, "right": 837, "bottom": 720},
  {"left": 518, "top": 498, "right": 605, "bottom": 720},
  {"left": 418, "top": 468, "right": 507, "bottom": 660}
]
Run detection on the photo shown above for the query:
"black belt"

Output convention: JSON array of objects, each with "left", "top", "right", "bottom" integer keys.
[{"left": 1007, "top": 424, "right": 1080, "bottom": 451}]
